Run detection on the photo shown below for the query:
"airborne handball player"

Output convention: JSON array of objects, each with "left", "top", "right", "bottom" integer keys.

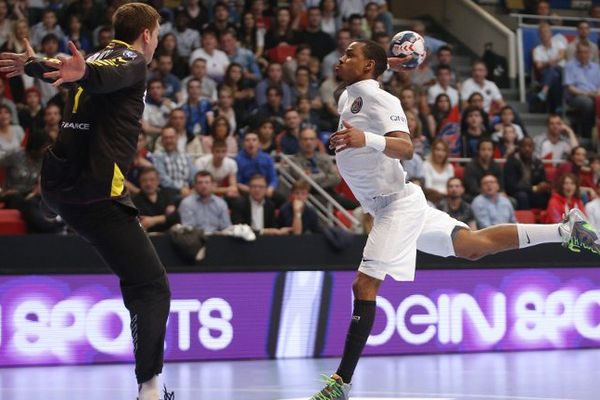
[
  {"left": 309, "top": 39, "right": 600, "bottom": 400},
  {"left": 0, "top": 3, "right": 172, "bottom": 400}
]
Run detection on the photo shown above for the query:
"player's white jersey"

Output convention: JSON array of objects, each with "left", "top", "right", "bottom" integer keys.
[{"left": 335, "top": 79, "right": 410, "bottom": 214}]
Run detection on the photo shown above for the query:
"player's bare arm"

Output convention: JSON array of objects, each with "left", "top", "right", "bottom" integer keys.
[{"left": 330, "top": 120, "right": 413, "bottom": 160}]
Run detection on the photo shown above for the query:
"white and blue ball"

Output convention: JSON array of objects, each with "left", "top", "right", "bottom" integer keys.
[{"left": 389, "top": 30, "right": 426, "bottom": 69}]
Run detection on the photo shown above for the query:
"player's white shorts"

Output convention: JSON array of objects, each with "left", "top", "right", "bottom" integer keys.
[{"left": 359, "top": 182, "right": 468, "bottom": 281}]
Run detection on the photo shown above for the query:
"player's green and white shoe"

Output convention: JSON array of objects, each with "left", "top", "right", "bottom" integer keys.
[
  {"left": 559, "top": 209, "right": 600, "bottom": 254},
  {"left": 309, "top": 375, "right": 352, "bottom": 400}
]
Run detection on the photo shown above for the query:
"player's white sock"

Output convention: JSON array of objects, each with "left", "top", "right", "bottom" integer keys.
[
  {"left": 517, "top": 223, "right": 562, "bottom": 248},
  {"left": 138, "top": 375, "right": 160, "bottom": 400}
]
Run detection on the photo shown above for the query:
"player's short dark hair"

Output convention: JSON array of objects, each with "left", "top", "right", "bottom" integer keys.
[
  {"left": 195, "top": 170, "right": 214, "bottom": 182},
  {"left": 139, "top": 166, "right": 159, "bottom": 178},
  {"left": 437, "top": 45, "right": 452, "bottom": 56},
  {"left": 477, "top": 137, "right": 494, "bottom": 151},
  {"left": 356, "top": 39, "right": 388, "bottom": 78},
  {"left": 212, "top": 138, "right": 227, "bottom": 149},
  {"left": 113, "top": 2, "right": 160, "bottom": 44},
  {"left": 292, "top": 179, "right": 311, "bottom": 192},
  {"left": 436, "top": 64, "right": 452, "bottom": 75}
]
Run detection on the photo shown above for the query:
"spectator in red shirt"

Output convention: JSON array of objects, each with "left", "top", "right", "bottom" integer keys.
[
  {"left": 553, "top": 146, "right": 595, "bottom": 201},
  {"left": 545, "top": 173, "right": 586, "bottom": 223}
]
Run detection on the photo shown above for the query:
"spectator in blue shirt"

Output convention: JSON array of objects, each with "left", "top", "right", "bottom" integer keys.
[
  {"left": 472, "top": 174, "right": 516, "bottom": 229},
  {"left": 220, "top": 29, "right": 262, "bottom": 84},
  {"left": 153, "top": 126, "right": 197, "bottom": 200},
  {"left": 277, "top": 179, "right": 321, "bottom": 235},
  {"left": 178, "top": 170, "right": 231, "bottom": 234},
  {"left": 236, "top": 131, "right": 278, "bottom": 198},
  {"left": 147, "top": 54, "right": 182, "bottom": 103},
  {"left": 564, "top": 42, "right": 600, "bottom": 138},
  {"left": 255, "top": 62, "right": 293, "bottom": 108},
  {"left": 181, "top": 78, "right": 212, "bottom": 136}
]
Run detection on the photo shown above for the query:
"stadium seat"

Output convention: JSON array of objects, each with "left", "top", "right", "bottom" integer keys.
[
  {"left": 515, "top": 210, "right": 536, "bottom": 224},
  {"left": 0, "top": 209, "right": 27, "bottom": 235},
  {"left": 335, "top": 179, "right": 357, "bottom": 202},
  {"left": 334, "top": 209, "right": 352, "bottom": 229},
  {"left": 453, "top": 163, "right": 464, "bottom": 181}
]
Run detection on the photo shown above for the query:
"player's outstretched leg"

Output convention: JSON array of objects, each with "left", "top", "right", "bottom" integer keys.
[
  {"left": 310, "top": 272, "right": 381, "bottom": 400},
  {"left": 452, "top": 208, "right": 600, "bottom": 261}
]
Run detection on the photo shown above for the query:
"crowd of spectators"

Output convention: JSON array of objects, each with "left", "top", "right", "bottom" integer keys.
[{"left": 1, "top": 0, "right": 600, "bottom": 237}]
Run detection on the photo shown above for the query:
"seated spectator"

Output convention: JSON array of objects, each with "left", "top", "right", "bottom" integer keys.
[
  {"left": 320, "top": 0, "right": 340, "bottom": 38},
  {"left": 222, "top": 62, "right": 254, "bottom": 123},
  {"left": 94, "top": 26, "right": 114, "bottom": 52},
  {"left": 566, "top": 20, "right": 598, "bottom": 62},
  {"left": 529, "top": 0, "right": 562, "bottom": 26},
  {"left": 277, "top": 108, "right": 325, "bottom": 155},
  {"left": 153, "top": 126, "right": 197, "bottom": 199},
  {"left": 65, "top": 14, "right": 92, "bottom": 55},
  {"left": 30, "top": 9, "right": 64, "bottom": 51},
  {"left": 533, "top": 22, "right": 565, "bottom": 113},
  {"left": 585, "top": 184, "right": 600, "bottom": 231},
  {"left": 406, "top": 109, "right": 429, "bottom": 158},
  {"left": 253, "top": 85, "right": 286, "bottom": 133},
  {"left": 348, "top": 13, "right": 367, "bottom": 39},
  {"left": 319, "top": 67, "right": 343, "bottom": 130},
  {"left": 438, "top": 177, "right": 477, "bottom": 229},
  {"left": 322, "top": 28, "right": 351, "bottom": 80},
  {"left": 220, "top": 28, "right": 262, "bottom": 83},
  {"left": 35, "top": 33, "right": 66, "bottom": 105},
  {"left": 424, "top": 138, "right": 454, "bottom": 199},
  {"left": 236, "top": 131, "right": 278, "bottom": 197},
  {"left": 553, "top": 146, "right": 595, "bottom": 200},
  {"left": 545, "top": 173, "right": 585, "bottom": 224},
  {"left": 289, "top": 0, "right": 307, "bottom": 31},
  {"left": 34, "top": 103, "right": 60, "bottom": 144},
  {"left": 432, "top": 45, "right": 459, "bottom": 85},
  {"left": 410, "top": 56, "right": 435, "bottom": 88},
  {"left": 170, "top": 11, "right": 201, "bottom": 60},
  {"left": 148, "top": 54, "right": 182, "bottom": 103},
  {"left": 411, "top": 20, "right": 447, "bottom": 54},
  {"left": 534, "top": 114, "right": 578, "bottom": 161},
  {"left": 142, "top": 78, "right": 177, "bottom": 138},
  {"left": 0, "top": 129, "right": 61, "bottom": 233},
  {"left": 464, "top": 92, "right": 490, "bottom": 127},
  {"left": 291, "top": 65, "right": 322, "bottom": 109},
  {"left": 296, "top": 95, "right": 323, "bottom": 133},
  {"left": 472, "top": 174, "right": 516, "bottom": 228},
  {"left": 181, "top": 58, "right": 218, "bottom": 103},
  {"left": 204, "top": 1, "right": 238, "bottom": 37},
  {"left": 564, "top": 42, "right": 600, "bottom": 138},
  {"left": 400, "top": 86, "right": 432, "bottom": 141},
  {"left": 464, "top": 138, "right": 504, "bottom": 199},
  {"left": 239, "top": 10, "right": 266, "bottom": 59},
  {"left": 201, "top": 115, "right": 238, "bottom": 157},
  {"left": 504, "top": 136, "right": 551, "bottom": 210},
  {"left": 256, "top": 62, "right": 293, "bottom": 108},
  {"left": 264, "top": 6, "right": 300, "bottom": 51},
  {"left": 182, "top": 0, "right": 209, "bottom": 32},
  {"left": 491, "top": 105, "right": 525, "bottom": 139},
  {"left": 461, "top": 60, "right": 505, "bottom": 115},
  {"left": 255, "top": 118, "right": 277, "bottom": 154},
  {"left": 181, "top": 78, "right": 212, "bottom": 136},
  {"left": 231, "top": 174, "right": 289, "bottom": 235},
  {"left": 283, "top": 44, "right": 312, "bottom": 85},
  {"left": 155, "top": 33, "right": 189, "bottom": 80},
  {"left": 17, "top": 87, "right": 43, "bottom": 135},
  {"left": 427, "top": 93, "right": 452, "bottom": 140},
  {"left": 207, "top": 86, "right": 238, "bottom": 136},
  {"left": 277, "top": 179, "right": 321, "bottom": 235},
  {"left": 195, "top": 139, "right": 239, "bottom": 199},
  {"left": 299, "top": 6, "right": 335, "bottom": 61},
  {"left": 178, "top": 170, "right": 231, "bottom": 233},
  {"left": 189, "top": 29, "right": 230, "bottom": 82},
  {"left": 427, "top": 65, "right": 459, "bottom": 108},
  {"left": 591, "top": 155, "right": 600, "bottom": 187},
  {"left": 0, "top": 73, "right": 19, "bottom": 126},
  {"left": 0, "top": 105, "right": 24, "bottom": 158},
  {"left": 493, "top": 124, "right": 519, "bottom": 158},
  {"left": 461, "top": 107, "right": 491, "bottom": 157},
  {"left": 133, "top": 167, "right": 180, "bottom": 233},
  {"left": 2, "top": 19, "right": 31, "bottom": 105}
]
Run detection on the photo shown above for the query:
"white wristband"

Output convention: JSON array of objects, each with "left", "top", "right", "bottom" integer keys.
[{"left": 364, "top": 131, "right": 386, "bottom": 152}]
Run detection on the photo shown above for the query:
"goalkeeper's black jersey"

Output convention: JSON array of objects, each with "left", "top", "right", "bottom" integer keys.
[{"left": 26, "top": 40, "right": 147, "bottom": 207}]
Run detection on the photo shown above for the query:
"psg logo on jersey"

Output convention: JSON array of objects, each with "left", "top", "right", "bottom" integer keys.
[{"left": 351, "top": 97, "right": 363, "bottom": 113}]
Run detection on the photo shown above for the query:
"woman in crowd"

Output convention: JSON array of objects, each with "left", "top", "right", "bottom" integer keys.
[
  {"left": 424, "top": 138, "right": 455, "bottom": 199},
  {"left": 202, "top": 115, "right": 238, "bottom": 157},
  {"left": 156, "top": 32, "right": 188, "bottom": 79},
  {"left": 461, "top": 106, "right": 490, "bottom": 157},
  {"left": 0, "top": 105, "right": 24, "bottom": 158},
  {"left": 239, "top": 10, "right": 266, "bottom": 60},
  {"left": 257, "top": 118, "right": 277, "bottom": 154},
  {"left": 553, "top": 146, "right": 595, "bottom": 201},
  {"left": 492, "top": 124, "right": 519, "bottom": 158},
  {"left": 545, "top": 173, "right": 585, "bottom": 223},
  {"left": 406, "top": 109, "right": 429, "bottom": 159},
  {"left": 264, "top": 6, "right": 300, "bottom": 51}
]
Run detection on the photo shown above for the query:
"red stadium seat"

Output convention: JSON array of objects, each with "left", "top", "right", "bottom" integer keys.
[
  {"left": 515, "top": 210, "right": 536, "bottom": 224},
  {"left": 335, "top": 179, "right": 357, "bottom": 202},
  {"left": 334, "top": 209, "right": 352, "bottom": 229},
  {"left": 544, "top": 164, "right": 556, "bottom": 182},
  {"left": 453, "top": 163, "right": 464, "bottom": 181},
  {"left": 0, "top": 209, "right": 26, "bottom": 235}
]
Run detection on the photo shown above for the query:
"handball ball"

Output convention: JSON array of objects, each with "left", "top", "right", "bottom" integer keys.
[{"left": 389, "top": 30, "right": 426, "bottom": 69}]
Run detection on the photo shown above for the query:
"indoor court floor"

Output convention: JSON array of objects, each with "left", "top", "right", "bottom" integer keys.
[{"left": 0, "top": 349, "right": 598, "bottom": 400}]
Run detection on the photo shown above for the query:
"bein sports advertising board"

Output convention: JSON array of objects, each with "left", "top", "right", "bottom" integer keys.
[{"left": 1, "top": 268, "right": 599, "bottom": 366}]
